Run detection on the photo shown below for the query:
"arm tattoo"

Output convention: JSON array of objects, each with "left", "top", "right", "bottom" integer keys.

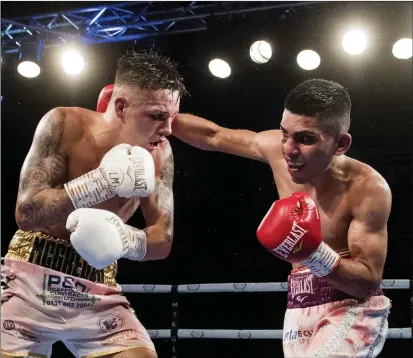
[
  {"left": 16, "top": 109, "right": 71, "bottom": 228},
  {"left": 157, "top": 152, "right": 174, "bottom": 243},
  {"left": 18, "top": 191, "right": 71, "bottom": 226},
  {"left": 39, "top": 135, "right": 55, "bottom": 157}
]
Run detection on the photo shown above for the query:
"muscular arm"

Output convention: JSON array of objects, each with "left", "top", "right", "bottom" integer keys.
[
  {"left": 324, "top": 176, "right": 392, "bottom": 299},
  {"left": 15, "top": 108, "right": 75, "bottom": 231},
  {"left": 173, "top": 113, "right": 280, "bottom": 163},
  {"left": 127, "top": 143, "right": 174, "bottom": 261}
]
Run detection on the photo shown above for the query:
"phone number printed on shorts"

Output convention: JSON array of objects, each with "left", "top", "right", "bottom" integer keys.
[{"left": 46, "top": 300, "right": 94, "bottom": 309}]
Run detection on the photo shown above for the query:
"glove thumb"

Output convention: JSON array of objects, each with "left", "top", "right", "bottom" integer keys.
[
  {"left": 111, "top": 143, "right": 132, "bottom": 154},
  {"left": 66, "top": 209, "right": 84, "bottom": 232},
  {"left": 101, "top": 143, "right": 133, "bottom": 165},
  {"left": 129, "top": 146, "right": 151, "bottom": 157}
]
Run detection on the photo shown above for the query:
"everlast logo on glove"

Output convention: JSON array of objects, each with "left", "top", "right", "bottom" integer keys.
[
  {"left": 128, "top": 157, "right": 148, "bottom": 191},
  {"left": 257, "top": 192, "right": 340, "bottom": 277},
  {"left": 105, "top": 216, "right": 130, "bottom": 253},
  {"left": 272, "top": 222, "right": 308, "bottom": 259}
]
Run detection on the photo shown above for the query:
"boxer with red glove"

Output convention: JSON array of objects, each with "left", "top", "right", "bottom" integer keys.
[{"left": 257, "top": 192, "right": 341, "bottom": 277}]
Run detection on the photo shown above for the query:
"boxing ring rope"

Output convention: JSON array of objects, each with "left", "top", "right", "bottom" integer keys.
[
  {"left": 2, "top": 258, "right": 412, "bottom": 358},
  {"left": 120, "top": 280, "right": 412, "bottom": 340},
  {"left": 1, "top": 261, "right": 411, "bottom": 339}
]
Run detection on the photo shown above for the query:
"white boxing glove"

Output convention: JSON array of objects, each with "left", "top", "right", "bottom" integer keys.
[
  {"left": 66, "top": 208, "right": 147, "bottom": 270},
  {"left": 100, "top": 144, "right": 155, "bottom": 199},
  {"left": 64, "top": 144, "right": 155, "bottom": 209}
]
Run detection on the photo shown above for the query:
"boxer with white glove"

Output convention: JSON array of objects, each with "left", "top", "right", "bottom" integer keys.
[
  {"left": 64, "top": 143, "right": 155, "bottom": 209},
  {"left": 6, "top": 51, "right": 183, "bottom": 358},
  {"left": 256, "top": 192, "right": 341, "bottom": 277},
  {"left": 96, "top": 83, "right": 177, "bottom": 125},
  {"left": 66, "top": 208, "right": 147, "bottom": 269}
]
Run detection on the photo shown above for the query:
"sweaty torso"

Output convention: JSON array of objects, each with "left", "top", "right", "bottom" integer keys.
[
  {"left": 261, "top": 131, "right": 369, "bottom": 269},
  {"left": 42, "top": 108, "right": 147, "bottom": 240}
]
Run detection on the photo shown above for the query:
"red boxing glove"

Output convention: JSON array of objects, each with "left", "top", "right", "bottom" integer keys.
[
  {"left": 96, "top": 84, "right": 114, "bottom": 113},
  {"left": 256, "top": 192, "right": 340, "bottom": 277}
]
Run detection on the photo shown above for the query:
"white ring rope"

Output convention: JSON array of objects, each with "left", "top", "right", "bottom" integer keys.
[
  {"left": 121, "top": 284, "right": 173, "bottom": 293},
  {"left": 120, "top": 280, "right": 410, "bottom": 293},
  {"left": 146, "top": 328, "right": 411, "bottom": 340},
  {"left": 3, "top": 258, "right": 411, "bottom": 340},
  {"left": 121, "top": 280, "right": 412, "bottom": 340}
]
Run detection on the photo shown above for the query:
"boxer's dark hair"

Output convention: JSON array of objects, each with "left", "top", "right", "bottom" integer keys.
[
  {"left": 284, "top": 79, "right": 351, "bottom": 135},
  {"left": 115, "top": 50, "right": 188, "bottom": 99}
]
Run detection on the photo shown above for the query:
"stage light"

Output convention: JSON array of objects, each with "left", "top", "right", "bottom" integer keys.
[
  {"left": 392, "top": 38, "right": 412, "bottom": 59},
  {"left": 208, "top": 59, "right": 231, "bottom": 78},
  {"left": 250, "top": 40, "right": 272, "bottom": 64},
  {"left": 61, "top": 47, "right": 85, "bottom": 75},
  {"left": 342, "top": 30, "right": 367, "bottom": 55},
  {"left": 17, "top": 40, "right": 43, "bottom": 78},
  {"left": 297, "top": 50, "right": 321, "bottom": 70},
  {"left": 17, "top": 61, "right": 41, "bottom": 78}
]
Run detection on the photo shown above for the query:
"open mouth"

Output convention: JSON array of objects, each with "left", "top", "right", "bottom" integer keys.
[
  {"left": 149, "top": 137, "right": 166, "bottom": 150},
  {"left": 149, "top": 141, "right": 160, "bottom": 149},
  {"left": 287, "top": 162, "right": 305, "bottom": 173}
]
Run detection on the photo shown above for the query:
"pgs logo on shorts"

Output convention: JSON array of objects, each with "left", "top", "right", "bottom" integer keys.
[
  {"left": 37, "top": 273, "right": 100, "bottom": 309},
  {"left": 47, "top": 274, "right": 90, "bottom": 293}
]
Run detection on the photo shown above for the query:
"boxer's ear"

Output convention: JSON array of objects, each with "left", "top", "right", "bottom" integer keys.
[
  {"left": 114, "top": 97, "right": 127, "bottom": 119},
  {"left": 334, "top": 133, "right": 352, "bottom": 156}
]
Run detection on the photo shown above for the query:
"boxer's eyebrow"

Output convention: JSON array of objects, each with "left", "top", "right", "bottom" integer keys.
[
  {"left": 280, "top": 125, "right": 289, "bottom": 134},
  {"left": 148, "top": 109, "right": 170, "bottom": 120},
  {"left": 296, "top": 130, "right": 318, "bottom": 137},
  {"left": 280, "top": 125, "right": 318, "bottom": 136},
  {"left": 149, "top": 109, "right": 168, "bottom": 114}
]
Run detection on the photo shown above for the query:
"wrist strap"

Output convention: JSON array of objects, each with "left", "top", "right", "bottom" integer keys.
[
  {"left": 301, "top": 242, "right": 341, "bottom": 277},
  {"left": 64, "top": 168, "right": 114, "bottom": 209},
  {"left": 122, "top": 226, "right": 147, "bottom": 261}
]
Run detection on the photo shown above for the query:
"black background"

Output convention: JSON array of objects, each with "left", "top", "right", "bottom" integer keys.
[{"left": 1, "top": 1, "right": 412, "bottom": 357}]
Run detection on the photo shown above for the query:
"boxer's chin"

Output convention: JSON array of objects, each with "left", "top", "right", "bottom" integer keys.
[
  {"left": 289, "top": 171, "right": 309, "bottom": 184},
  {"left": 290, "top": 176, "right": 308, "bottom": 185}
]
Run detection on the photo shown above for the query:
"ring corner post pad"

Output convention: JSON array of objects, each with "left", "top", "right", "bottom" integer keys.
[{"left": 171, "top": 284, "right": 179, "bottom": 358}]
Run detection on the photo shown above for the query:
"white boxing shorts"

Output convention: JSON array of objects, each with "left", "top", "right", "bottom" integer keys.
[{"left": 283, "top": 267, "right": 391, "bottom": 358}]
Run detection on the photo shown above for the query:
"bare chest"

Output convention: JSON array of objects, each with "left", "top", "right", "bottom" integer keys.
[{"left": 312, "top": 203, "right": 351, "bottom": 254}]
